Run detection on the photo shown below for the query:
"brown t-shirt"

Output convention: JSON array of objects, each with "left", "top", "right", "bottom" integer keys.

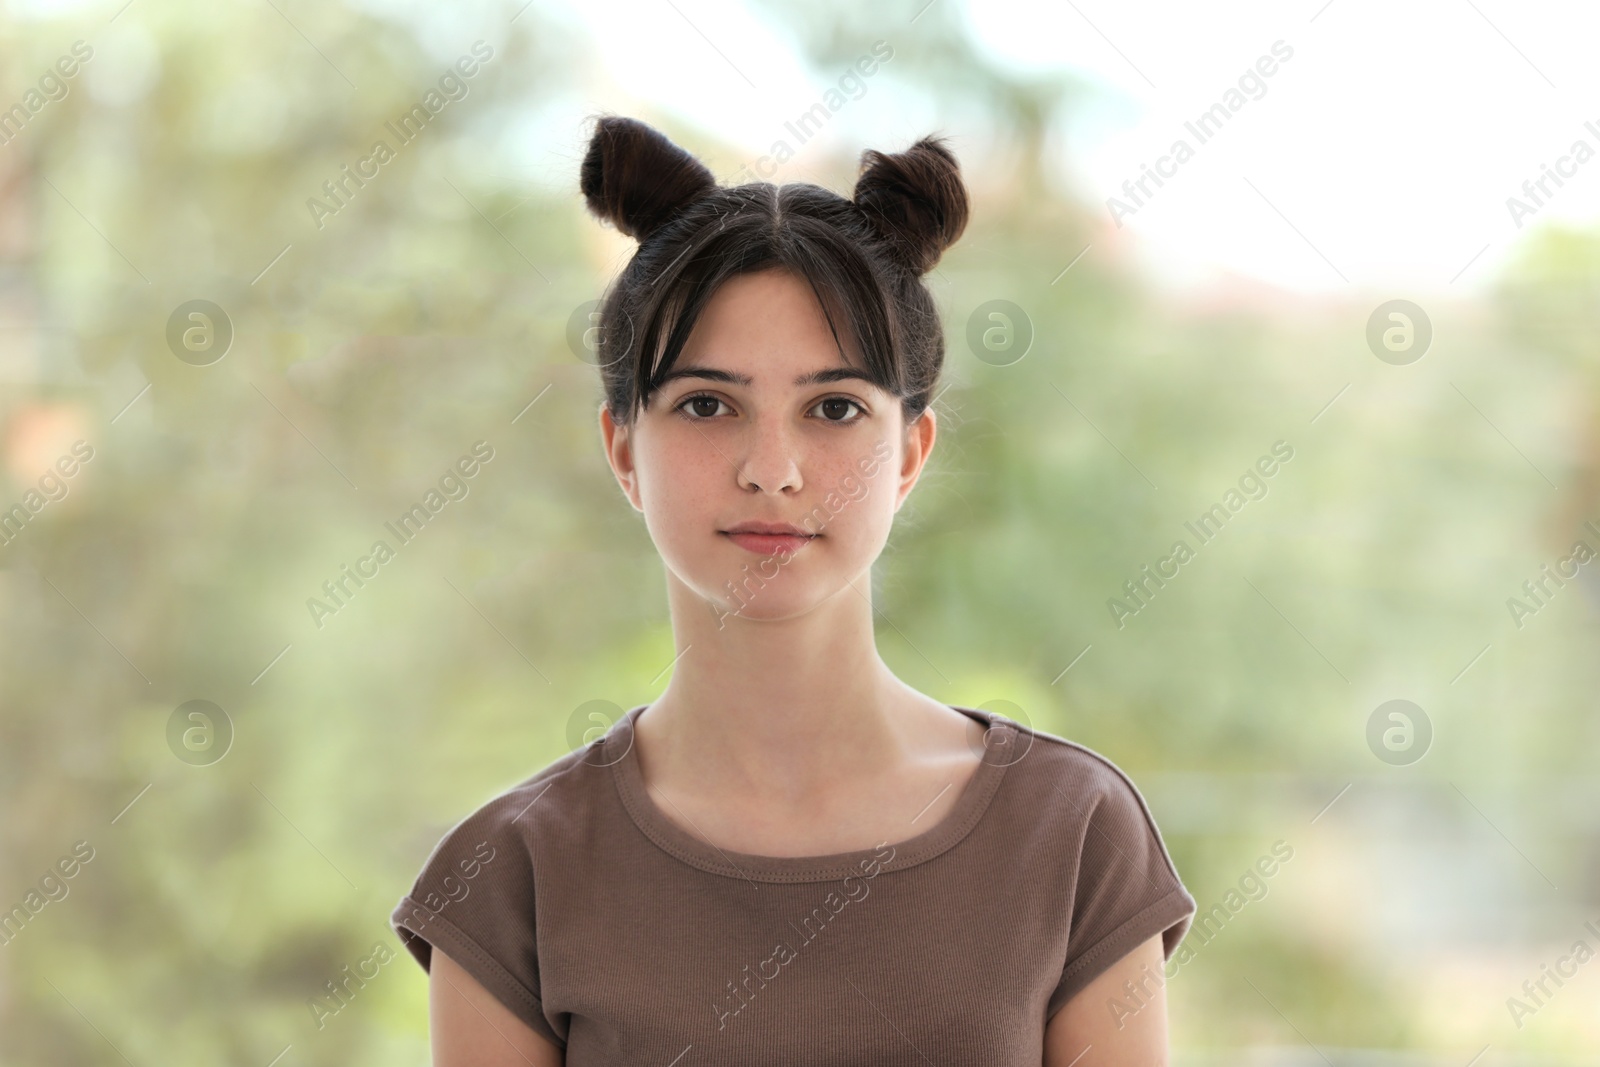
[{"left": 390, "top": 704, "right": 1196, "bottom": 1065}]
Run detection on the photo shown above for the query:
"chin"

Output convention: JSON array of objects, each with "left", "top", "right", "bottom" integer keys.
[
  {"left": 699, "top": 572, "right": 849, "bottom": 625},
  {"left": 708, "top": 596, "right": 829, "bottom": 627}
]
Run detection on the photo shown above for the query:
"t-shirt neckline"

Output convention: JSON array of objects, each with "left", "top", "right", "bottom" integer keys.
[{"left": 606, "top": 703, "right": 1017, "bottom": 883}]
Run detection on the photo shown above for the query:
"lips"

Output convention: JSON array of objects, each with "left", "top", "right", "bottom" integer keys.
[{"left": 721, "top": 522, "right": 818, "bottom": 557}]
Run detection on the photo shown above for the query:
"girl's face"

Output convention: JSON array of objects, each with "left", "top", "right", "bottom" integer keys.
[{"left": 599, "top": 267, "right": 936, "bottom": 623}]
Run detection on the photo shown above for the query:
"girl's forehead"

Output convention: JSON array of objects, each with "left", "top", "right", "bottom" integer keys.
[
  {"left": 667, "top": 345, "right": 877, "bottom": 390},
  {"left": 684, "top": 273, "right": 868, "bottom": 371},
  {"left": 700, "top": 269, "right": 826, "bottom": 319},
  {"left": 657, "top": 359, "right": 882, "bottom": 393}
]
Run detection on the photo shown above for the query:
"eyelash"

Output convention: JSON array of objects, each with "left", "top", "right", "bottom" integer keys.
[{"left": 672, "top": 392, "right": 868, "bottom": 426}]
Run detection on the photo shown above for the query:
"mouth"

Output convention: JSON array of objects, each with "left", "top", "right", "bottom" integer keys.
[{"left": 720, "top": 523, "right": 819, "bottom": 556}]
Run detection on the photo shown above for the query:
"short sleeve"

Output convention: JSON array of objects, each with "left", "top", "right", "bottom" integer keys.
[
  {"left": 389, "top": 790, "right": 567, "bottom": 1050},
  {"left": 1045, "top": 764, "right": 1197, "bottom": 1020}
]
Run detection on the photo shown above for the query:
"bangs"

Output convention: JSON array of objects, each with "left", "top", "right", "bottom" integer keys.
[{"left": 611, "top": 184, "right": 905, "bottom": 418}]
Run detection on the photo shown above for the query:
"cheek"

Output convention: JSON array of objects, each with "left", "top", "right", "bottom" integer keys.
[
  {"left": 637, "top": 438, "right": 715, "bottom": 524},
  {"left": 633, "top": 431, "right": 740, "bottom": 571},
  {"left": 813, "top": 455, "right": 898, "bottom": 540}
]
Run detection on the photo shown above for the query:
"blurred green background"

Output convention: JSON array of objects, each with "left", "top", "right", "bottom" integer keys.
[{"left": 2, "top": 0, "right": 1598, "bottom": 1063}]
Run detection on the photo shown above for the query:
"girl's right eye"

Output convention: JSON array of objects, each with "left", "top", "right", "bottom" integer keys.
[{"left": 674, "top": 393, "right": 731, "bottom": 420}]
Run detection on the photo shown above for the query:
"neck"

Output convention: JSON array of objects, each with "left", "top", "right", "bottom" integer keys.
[{"left": 638, "top": 566, "right": 923, "bottom": 801}]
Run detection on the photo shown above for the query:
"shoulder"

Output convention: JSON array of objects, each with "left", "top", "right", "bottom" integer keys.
[
  {"left": 1000, "top": 718, "right": 1154, "bottom": 802},
  {"left": 391, "top": 742, "right": 612, "bottom": 956},
  {"left": 404, "top": 740, "right": 613, "bottom": 891},
  {"left": 987, "top": 716, "right": 1179, "bottom": 864},
  {"left": 430, "top": 742, "right": 610, "bottom": 857}
]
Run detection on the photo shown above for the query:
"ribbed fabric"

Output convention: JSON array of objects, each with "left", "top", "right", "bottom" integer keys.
[{"left": 390, "top": 704, "right": 1197, "bottom": 1064}]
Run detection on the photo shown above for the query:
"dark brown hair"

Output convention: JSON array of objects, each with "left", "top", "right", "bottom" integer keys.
[{"left": 579, "top": 114, "right": 969, "bottom": 427}]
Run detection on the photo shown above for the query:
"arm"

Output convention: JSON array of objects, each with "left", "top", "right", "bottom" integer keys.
[
  {"left": 430, "top": 948, "right": 565, "bottom": 1067},
  {"left": 1043, "top": 934, "right": 1170, "bottom": 1067}
]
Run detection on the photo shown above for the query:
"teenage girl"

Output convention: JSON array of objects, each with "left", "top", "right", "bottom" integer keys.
[{"left": 392, "top": 114, "right": 1197, "bottom": 1066}]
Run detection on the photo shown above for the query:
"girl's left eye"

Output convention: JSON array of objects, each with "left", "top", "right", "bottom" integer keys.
[{"left": 810, "top": 396, "right": 866, "bottom": 424}]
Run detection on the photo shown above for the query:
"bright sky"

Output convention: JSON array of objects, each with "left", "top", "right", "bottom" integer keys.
[
  {"left": 538, "top": 0, "right": 1600, "bottom": 300},
  {"left": 12, "top": 0, "right": 1600, "bottom": 299}
]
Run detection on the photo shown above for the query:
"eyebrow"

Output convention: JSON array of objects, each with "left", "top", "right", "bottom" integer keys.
[{"left": 657, "top": 366, "right": 880, "bottom": 389}]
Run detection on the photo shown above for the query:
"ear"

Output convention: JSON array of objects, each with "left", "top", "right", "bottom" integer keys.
[
  {"left": 892, "top": 406, "right": 937, "bottom": 513},
  {"left": 598, "top": 401, "right": 644, "bottom": 512}
]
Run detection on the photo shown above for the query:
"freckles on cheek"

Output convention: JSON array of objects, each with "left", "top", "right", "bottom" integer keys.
[
  {"left": 639, "top": 436, "right": 725, "bottom": 518},
  {"left": 812, "top": 459, "right": 887, "bottom": 532}
]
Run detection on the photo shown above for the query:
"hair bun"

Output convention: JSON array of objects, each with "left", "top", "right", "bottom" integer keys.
[
  {"left": 852, "top": 134, "right": 970, "bottom": 274},
  {"left": 580, "top": 115, "right": 719, "bottom": 242}
]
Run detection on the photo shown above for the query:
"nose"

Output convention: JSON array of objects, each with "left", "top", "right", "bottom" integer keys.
[{"left": 734, "top": 416, "right": 802, "bottom": 494}]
